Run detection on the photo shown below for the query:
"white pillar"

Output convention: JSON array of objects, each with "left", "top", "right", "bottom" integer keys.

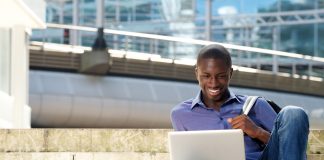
[
  {"left": 10, "top": 26, "right": 31, "bottom": 128},
  {"left": 0, "top": 27, "right": 14, "bottom": 128}
]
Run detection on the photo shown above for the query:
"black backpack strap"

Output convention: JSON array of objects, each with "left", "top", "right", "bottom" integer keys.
[{"left": 266, "top": 99, "right": 281, "bottom": 114}]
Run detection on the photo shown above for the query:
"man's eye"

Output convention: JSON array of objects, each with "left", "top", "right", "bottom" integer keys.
[
  {"left": 202, "top": 75, "right": 209, "bottom": 78},
  {"left": 218, "top": 75, "right": 227, "bottom": 79}
]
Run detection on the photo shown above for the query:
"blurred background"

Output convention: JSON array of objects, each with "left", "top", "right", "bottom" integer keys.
[
  {"left": 1, "top": 0, "right": 324, "bottom": 129},
  {"left": 37, "top": 0, "right": 324, "bottom": 57}
]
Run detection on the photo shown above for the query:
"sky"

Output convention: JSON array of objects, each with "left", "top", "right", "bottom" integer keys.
[{"left": 195, "top": 0, "right": 278, "bottom": 16}]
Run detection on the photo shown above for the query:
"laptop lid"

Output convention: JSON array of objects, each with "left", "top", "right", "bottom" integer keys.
[{"left": 168, "top": 129, "right": 245, "bottom": 160}]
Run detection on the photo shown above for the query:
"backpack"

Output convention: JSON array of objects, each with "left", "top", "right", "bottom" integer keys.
[{"left": 243, "top": 96, "right": 281, "bottom": 149}]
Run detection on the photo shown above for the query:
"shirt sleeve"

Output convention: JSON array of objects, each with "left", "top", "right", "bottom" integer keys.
[
  {"left": 170, "top": 107, "right": 186, "bottom": 131},
  {"left": 253, "top": 98, "right": 277, "bottom": 132}
]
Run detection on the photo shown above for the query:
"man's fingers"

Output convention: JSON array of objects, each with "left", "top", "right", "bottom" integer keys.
[
  {"left": 232, "top": 115, "right": 246, "bottom": 121},
  {"left": 228, "top": 115, "right": 252, "bottom": 130},
  {"left": 231, "top": 121, "right": 245, "bottom": 129},
  {"left": 229, "top": 115, "right": 246, "bottom": 125},
  {"left": 228, "top": 115, "right": 260, "bottom": 138}
]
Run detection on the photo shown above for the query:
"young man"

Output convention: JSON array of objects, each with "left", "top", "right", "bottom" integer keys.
[{"left": 171, "top": 44, "right": 309, "bottom": 160}]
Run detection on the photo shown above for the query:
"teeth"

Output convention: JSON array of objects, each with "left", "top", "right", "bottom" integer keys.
[{"left": 208, "top": 89, "right": 219, "bottom": 93}]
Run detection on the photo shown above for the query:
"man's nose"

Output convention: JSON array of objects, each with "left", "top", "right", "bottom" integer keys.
[{"left": 209, "top": 76, "right": 219, "bottom": 86}]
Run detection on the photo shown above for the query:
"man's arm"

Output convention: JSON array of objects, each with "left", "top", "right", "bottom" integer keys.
[
  {"left": 227, "top": 115, "right": 270, "bottom": 144},
  {"left": 227, "top": 98, "right": 277, "bottom": 144},
  {"left": 171, "top": 108, "right": 186, "bottom": 131}
]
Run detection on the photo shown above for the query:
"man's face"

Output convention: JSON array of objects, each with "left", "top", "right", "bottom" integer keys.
[{"left": 195, "top": 58, "right": 233, "bottom": 104}]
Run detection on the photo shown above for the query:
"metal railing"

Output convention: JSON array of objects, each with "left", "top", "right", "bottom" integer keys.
[{"left": 30, "top": 23, "right": 324, "bottom": 80}]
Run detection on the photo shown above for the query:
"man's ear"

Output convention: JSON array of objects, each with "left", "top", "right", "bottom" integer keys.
[
  {"left": 229, "top": 67, "right": 233, "bottom": 79},
  {"left": 195, "top": 67, "right": 199, "bottom": 80}
]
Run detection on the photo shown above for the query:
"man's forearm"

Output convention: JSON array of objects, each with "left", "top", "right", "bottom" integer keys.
[{"left": 255, "top": 127, "right": 271, "bottom": 144}]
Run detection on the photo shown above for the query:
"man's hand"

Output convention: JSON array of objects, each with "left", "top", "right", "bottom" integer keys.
[{"left": 227, "top": 115, "right": 270, "bottom": 144}]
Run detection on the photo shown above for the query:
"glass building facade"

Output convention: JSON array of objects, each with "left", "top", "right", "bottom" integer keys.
[{"left": 39, "top": 0, "right": 324, "bottom": 57}]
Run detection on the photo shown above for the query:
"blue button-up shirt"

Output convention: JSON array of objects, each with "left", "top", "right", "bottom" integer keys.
[{"left": 170, "top": 91, "right": 277, "bottom": 160}]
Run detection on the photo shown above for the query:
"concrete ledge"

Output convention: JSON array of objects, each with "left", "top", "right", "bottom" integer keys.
[
  {"left": 308, "top": 154, "right": 324, "bottom": 160},
  {"left": 0, "top": 152, "right": 169, "bottom": 160},
  {"left": 0, "top": 129, "right": 169, "bottom": 152},
  {"left": 0, "top": 129, "right": 323, "bottom": 159},
  {"left": 0, "top": 152, "right": 323, "bottom": 160}
]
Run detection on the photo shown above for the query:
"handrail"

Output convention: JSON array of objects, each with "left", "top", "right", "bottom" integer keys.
[{"left": 46, "top": 23, "right": 324, "bottom": 63}]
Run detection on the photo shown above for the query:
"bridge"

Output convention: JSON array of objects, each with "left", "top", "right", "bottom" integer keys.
[{"left": 28, "top": 24, "right": 324, "bottom": 129}]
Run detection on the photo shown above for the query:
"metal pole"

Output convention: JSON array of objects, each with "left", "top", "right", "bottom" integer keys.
[
  {"left": 308, "top": 61, "right": 313, "bottom": 78},
  {"left": 154, "top": 40, "right": 158, "bottom": 54},
  {"left": 140, "top": 38, "right": 145, "bottom": 52},
  {"left": 125, "top": 36, "right": 129, "bottom": 51},
  {"left": 59, "top": 1, "right": 64, "bottom": 24},
  {"left": 59, "top": 1, "right": 65, "bottom": 43},
  {"left": 272, "top": 26, "right": 279, "bottom": 74},
  {"left": 205, "top": 0, "right": 212, "bottom": 41},
  {"left": 113, "top": 35, "right": 118, "bottom": 49},
  {"left": 314, "top": 1, "right": 319, "bottom": 57},
  {"left": 246, "top": 28, "right": 251, "bottom": 68},
  {"left": 96, "top": 0, "right": 104, "bottom": 28},
  {"left": 292, "top": 62, "right": 296, "bottom": 76},
  {"left": 116, "top": 0, "right": 120, "bottom": 23},
  {"left": 150, "top": 39, "right": 153, "bottom": 54},
  {"left": 132, "top": 0, "right": 135, "bottom": 21},
  {"left": 314, "top": 23, "right": 318, "bottom": 57},
  {"left": 72, "top": 0, "right": 79, "bottom": 45},
  {"left": 257, "top": 53, "right": 261, "bottom": 70}
]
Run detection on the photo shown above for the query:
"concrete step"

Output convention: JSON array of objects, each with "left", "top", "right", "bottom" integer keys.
[
  {"left": 0, "top": 129, "right": 323, "bottom": 160},
  {"left": 0, "top": 152, "right": 169, "bottom": 160},
  {"left": 0, "top": 129, "right": 169, "bottom": 152},
  {"left": 0, "top": 153, "right": 322, "bottom": 160}
]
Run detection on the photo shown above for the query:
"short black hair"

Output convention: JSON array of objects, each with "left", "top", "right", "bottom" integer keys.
[{"left": 196, "top": 44, "right": 232, "bottom": 68}]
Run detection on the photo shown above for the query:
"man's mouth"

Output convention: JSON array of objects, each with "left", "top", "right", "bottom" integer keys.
[{"left": 208, "top": 89, "right": 220, "bottom": 96}]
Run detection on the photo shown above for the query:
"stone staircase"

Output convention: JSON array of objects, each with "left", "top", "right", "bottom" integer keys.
[{"left": 0, "top": 129, "right": 323, "bottom": 160}]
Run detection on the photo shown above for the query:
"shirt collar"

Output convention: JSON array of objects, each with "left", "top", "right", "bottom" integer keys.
[{"left": 190, "top": 90, "right": 243, "bottom": 110}]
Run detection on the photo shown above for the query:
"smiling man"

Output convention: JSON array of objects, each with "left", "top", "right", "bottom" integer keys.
[{"left": 170, "top": 44, "right": 309, "bottom": 160}]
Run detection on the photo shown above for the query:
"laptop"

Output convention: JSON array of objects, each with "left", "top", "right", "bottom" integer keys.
[{"left": 168, "top": 129, "right": 245, "bottom": 160}]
